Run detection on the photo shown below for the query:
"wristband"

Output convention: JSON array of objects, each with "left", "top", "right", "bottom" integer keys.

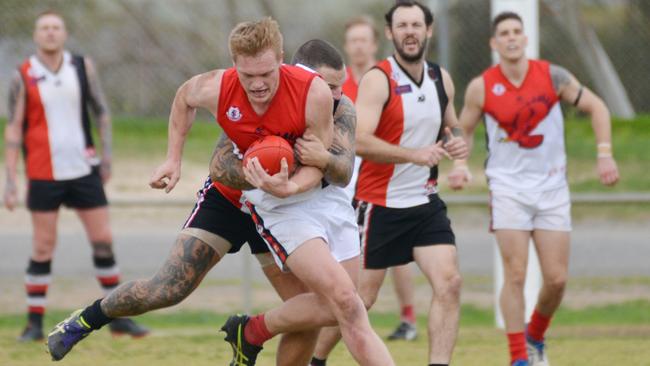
[{"left": 597, "top": 143, "right": 612, "bottom": 158}]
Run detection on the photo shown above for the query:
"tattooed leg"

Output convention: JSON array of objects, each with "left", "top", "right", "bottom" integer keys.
[
  {"left": 100, "top": 234, "right": 222, "bottom": 317},
  {"left": 91, "top": 241, "right": 113, "bottom": 258}
]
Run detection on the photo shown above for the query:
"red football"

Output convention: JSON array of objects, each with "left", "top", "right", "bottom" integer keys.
[{"left": 243, "top": 135, "right": 295, "bottom": 175}]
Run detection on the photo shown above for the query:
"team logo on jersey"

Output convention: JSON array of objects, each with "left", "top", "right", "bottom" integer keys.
[
  {"left": 492, "top": 83, "right": 506, "bottom": 96},
  {"left": 226, "top": 106, "right": 242, "bottom": 122},
  {"left": 394, "top": 84, "right": 412, "bottom": 95},
  {"left": 497, "top": 95, "right": 553, "bottom": 149},
  {"left": 424, "top": 178, "right": 438, "bottom": 195}
]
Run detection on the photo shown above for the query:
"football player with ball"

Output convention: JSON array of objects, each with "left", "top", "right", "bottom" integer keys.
[{"left": 48, "top": 19, "right": 393, "bottom": 366}]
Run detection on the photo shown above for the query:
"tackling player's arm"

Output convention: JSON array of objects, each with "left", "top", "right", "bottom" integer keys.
[
  {"left": 3, "top": 70, "right": 26, "bottom": 211},
  {"left": 209, "top": 133, "right": 255, "bottom": 190},
  {"left": 551, "top": 64, "right": 618, "bottom": 186},
  {"left": 150, "top": 70, "right": 223, "bottom": 193},
  {"left": 447, "top": 76, "right": 485, "bottom": 190},
  {"left": 439, "top": 68, "right": 468, "bottom": 160},
  {"left": 243, "top": 77, "right": 332, "bottom": 198},
  {"left": 295, "top": 94, "right": 356, "bottom": 187},
  {"left": 355, "top": 69, "right": 448, "bottom": 168},
  {"left": 85, "top": 57, "right": 113, "bottom": 183}
]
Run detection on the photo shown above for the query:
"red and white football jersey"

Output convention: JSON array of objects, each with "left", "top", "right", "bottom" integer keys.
[
  {"left": 355, "top": 56, "right": 446, "bottom": 208},
  {"left": 20, "top": 51, "right": 97, "bottom": 181},
  {"left": 482, "top": 59, "right": 567, "bottom": 192}
]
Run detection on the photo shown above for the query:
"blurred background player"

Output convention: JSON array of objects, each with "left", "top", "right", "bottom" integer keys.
[
  {"left": 448, "top": 11, "right": 620, "bottom": 366},
  {"left": 311, "top": 2, "right": 468, "bottom": 365},
  {"left": 342, "top": 15, "right": 420, "bottom": 342},
  {"left": 3, "top": 11, "right": 147, "bottom": 342}
]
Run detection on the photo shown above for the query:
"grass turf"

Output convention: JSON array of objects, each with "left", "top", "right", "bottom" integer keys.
[{"left": 2, "top": 301, "right": 650, "bottom": 365}]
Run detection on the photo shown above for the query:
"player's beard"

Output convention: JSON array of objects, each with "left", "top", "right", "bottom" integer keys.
[{"left": 394, "top": 36, "right": 428, "bottom": 64}]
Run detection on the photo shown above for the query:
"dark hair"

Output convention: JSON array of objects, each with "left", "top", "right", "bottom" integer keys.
[
  {"left": 384, "top": 0, "right": 434, "bottom": 27},
  {"left": 491, "top": 11, "right": 523, "bottom": 35},
  {"left": 291, "top": 39, "right": 344, "bottom": 70}
]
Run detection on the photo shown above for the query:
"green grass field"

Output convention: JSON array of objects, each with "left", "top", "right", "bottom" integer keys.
[
  {"left": 2, "top": 301, "right": 650, "bottom": 365},
  {"left": 2, "top": 114, "right": 649, "bottom": 193},
  {"left": 108, "top": 114, "right": 650, "bottom": 192}
]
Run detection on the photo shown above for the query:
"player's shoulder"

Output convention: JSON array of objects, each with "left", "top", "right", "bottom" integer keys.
[
  {"left": 306, "top": 76, "right": 332, "bottom": 105},
  {"left": 186, "top": 69, "right": 226, "bottom": 99},
  {"left": 464, "top": 76, "right": 485, "bottom": 106},
  {"left": 361, "top": 66, "right": 389, "bottom": 85},
  {"left": 282, "top": 63, "right": 318, "bottom": 82},
  {"left": 467, "top": 75, "right": 484, "bottom": 90}
]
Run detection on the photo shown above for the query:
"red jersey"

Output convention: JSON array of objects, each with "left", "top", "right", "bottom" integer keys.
[
  {"left": 482, "top": 59, "right": 566, "bottom": 192},
  {"left": 342, "top": 66, "right": 359, "bottom": 102},
  {"left": 213, "top": 64, "right": 317, "bottom": 206}
]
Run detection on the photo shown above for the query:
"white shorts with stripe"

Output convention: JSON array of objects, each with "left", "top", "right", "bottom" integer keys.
[
  {"left": 490, "top": 185, "right": 572, "bottom": 232},
  {"left": 245, "top": 185, "right": 360, "bottom": 271}
]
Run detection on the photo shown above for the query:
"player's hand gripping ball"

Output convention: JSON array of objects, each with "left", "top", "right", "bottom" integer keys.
[{"left": 243, "top": 135, "right": 296, "bottom": 175}]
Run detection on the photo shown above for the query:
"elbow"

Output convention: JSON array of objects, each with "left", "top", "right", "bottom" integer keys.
[
  {"left": 355, "top": 135, "right": 371, "bottom": 159},
  {"left": 328, "top": 169, "right": 353, "bottom": 188}
]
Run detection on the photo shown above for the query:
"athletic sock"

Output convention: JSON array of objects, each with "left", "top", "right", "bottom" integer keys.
[
  {"left": 244, "top": 313, "right": 272, "bottom": 346},
  {"left": 401, "top": 304, "right": 416, "bottom": 324},
  {"left": 93, "top": 256, "right": 121, "bottom": 296},
  {"left": 507, "top": 332, "right": 528, "bottom": 363},
  {"left": 310, "top": 357, "right": 327, "bottom": 366},
  {"left": 25, "top": 259, "right": 52, "bottom": 327},
  {"left": 80, "top": 299, "right": 113, "bottom": 330},
  {"left": 527, "top": 308, "right": 552, "bottom": 342}
]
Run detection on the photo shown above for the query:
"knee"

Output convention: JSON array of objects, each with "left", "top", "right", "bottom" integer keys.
[
  {"left": 544, "top": 274, "right": 568, "bottom": 294},
  {"left": 504, "top": 267, "right": 527, "bottom": 289},
  {"left": 330, "top": 286, "right": 363, "bottom": 318},
  {"left": 434, "top": 271, "right": 462, "bottom": 302},
  {"left": 361, "top": 290, "right": 378, "bottom": 310}
]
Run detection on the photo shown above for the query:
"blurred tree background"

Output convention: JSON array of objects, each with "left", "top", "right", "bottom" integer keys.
[{"left": 1, "top": 0, "right": 648, "bottom": 118}]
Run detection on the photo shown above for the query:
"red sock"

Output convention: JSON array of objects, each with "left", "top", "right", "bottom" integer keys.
[
  {"left": 401, "top": 305, "right": 415, "bottom": 324},
  {"left": 244, "top": 314, "right": 273, "bottom": 346},
  {"left": 527, "top": 309, "right": 552, "bottom": 342},
  {"left": 507, "top": 332, "right": 527, "bottom": 363}
]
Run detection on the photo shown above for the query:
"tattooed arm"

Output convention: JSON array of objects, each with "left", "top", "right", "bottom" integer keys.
[
  {"left": 101, "top": 234, "right": 221, "bottom": 317},
  {"left": 295, "top": 95, "right": 356, "bottom": 187},
  {"left": 209, "top": 133, "right": 254, "bottom": 190},
  {"left": 551, "top": 64, "right": 618, "bottom": 186},
  {"left": 85, "top": 57, "right": 112, "bottom": 183},
  {"left": 4, "top": 70, "right": 26, "bottom": 211}
]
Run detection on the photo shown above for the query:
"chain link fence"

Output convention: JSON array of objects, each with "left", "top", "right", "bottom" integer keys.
[{"left": 1, "top": 0, "right": 648, "bottom": 118}]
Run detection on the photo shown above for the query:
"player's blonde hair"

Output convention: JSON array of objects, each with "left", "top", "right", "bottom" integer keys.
[
  {"left": 35, "top": 10, "right": 66, "bottom": 27},
  {"left": 344, "top": 15, "right": 379, "bottom": 42},
  {"left": 229, "top": 17, "right": 283, "bottom": 60}
]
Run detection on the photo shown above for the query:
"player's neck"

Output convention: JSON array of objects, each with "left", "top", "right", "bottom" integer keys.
[
  {"left": 499, "top": 57, "right": 529, "bottom": 87},
  {"left": 350, "top": 60, "right": 375, "bottom": 83},
  {"left": 393, "top": 53, "right": 424, "bottom": 85},
  {"left": 36, "top": 49, "right": 65, "bottom": 74},
  {"left": 248, "top": 88, "right": 277, "bottom": 116}
]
